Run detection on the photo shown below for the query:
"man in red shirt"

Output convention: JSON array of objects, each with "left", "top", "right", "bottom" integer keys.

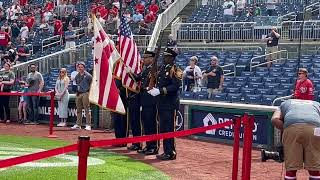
[
  {"left": 149, "top": 0, "right": 159, "bottom": 14},
  {"left": 45, "top": 0, "right": 55, "bottom": 12},
  {"left": 293, "top": 68, "right": 314, "bottom": 100},
  {"left": 135, "top": 0, "right": 145, "bottom": 14},
  {"left": 20, "top": 0, "right": 28, "bottom": 7},
  {"left": 0, "top": 27, "right": 10, "bottom": 51},
  {"left": 144, "top": 10, "right": 155, "bottom": 24},
  {"left": 53, "top": 16, "right": 63, "bottom": 36},
  {"left": 25, "top": 13, "right": 35, "bottom": 30}
]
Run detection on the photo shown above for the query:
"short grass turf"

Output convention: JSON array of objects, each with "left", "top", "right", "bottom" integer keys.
[{"left": 0, "top": 135, "right": 169, "bottom": 180}]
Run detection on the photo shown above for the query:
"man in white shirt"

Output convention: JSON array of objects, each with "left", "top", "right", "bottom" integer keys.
[
  {"left": 20, "top": 23, "right": 29, "bottom": 40},
  {"left": 223, "top": 0, "right": 235, "bottom": 22},
  {"left": 236, "top": 0, "right": 246, "bottom": 16},
  {"left": 183, "top": 56, "right": 202, "bottom": 92}
]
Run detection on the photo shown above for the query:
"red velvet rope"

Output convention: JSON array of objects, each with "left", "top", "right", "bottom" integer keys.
[
  {"left": 0, "top": 92, "right": 52, "bottom": 97},
  {"left": 0, "top": 144, "right": 78, "bottom": 168},
  {"left": 90, "top": 120, "right": 233, "bottom": 147},
  {"left": 0, "top": 120, "right": 233, "bottom": 169}
]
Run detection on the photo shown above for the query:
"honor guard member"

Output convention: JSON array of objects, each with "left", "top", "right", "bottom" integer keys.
[
  {"left": 112, "top": 79, "right": 129, "bottom": 147},
  {"left": 148, "top": 48, "right": 182, "bottom": 160},
  {"left": 126, "top": 82, "right": 143, "bottom": 151},
  {"left": 127, "top": 50, "right": 159, "bottom": 155}
]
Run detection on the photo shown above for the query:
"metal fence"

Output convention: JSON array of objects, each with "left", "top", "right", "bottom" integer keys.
[
  {"left": 249, "top": 50, "right": 288, "bottom": 71},
  {"left": 175, "top": 21, "right": 320, "bottom": 42},
  {"left": 11, "top": 42, "right": 91, "bottom": 80},
  {"left": 197, "top": 0, "right": 318, "bottom": 7}
]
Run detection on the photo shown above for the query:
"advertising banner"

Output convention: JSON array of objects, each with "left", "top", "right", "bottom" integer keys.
[{"left": 190, "top": 107, "right": 273, "bottom": 148}]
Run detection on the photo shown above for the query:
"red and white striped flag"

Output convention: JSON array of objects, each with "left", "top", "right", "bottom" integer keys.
[
  {"left": 89, "top": 16, "right": 125, "bottom": 114},
  {"left": 113, "top": 16, "right": 141, "bottom": 92}
]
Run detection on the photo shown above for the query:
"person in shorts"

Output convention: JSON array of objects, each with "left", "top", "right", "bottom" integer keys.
[{"left": 272, "top": 99, "right": 320, "bottom": 180}]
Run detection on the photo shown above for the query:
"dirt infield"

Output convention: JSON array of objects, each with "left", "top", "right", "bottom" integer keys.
[{"left": 0, "top": 123, "right": 310, "bottom": 180}]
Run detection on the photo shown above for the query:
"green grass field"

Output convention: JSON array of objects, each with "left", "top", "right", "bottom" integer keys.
[{"left": 0, "top": 135, "right": 169, "bottom": 180}]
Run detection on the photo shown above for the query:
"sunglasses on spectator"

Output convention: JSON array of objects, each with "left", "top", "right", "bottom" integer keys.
[{"left": 298, "top": 72, "right": 305, "bottom": 75}]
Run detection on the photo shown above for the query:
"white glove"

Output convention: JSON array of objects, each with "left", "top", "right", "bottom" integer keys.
[
  {"left": 148, "top": 88, "right": 160, "bottom": 97},
  {"left": 125, "top": 66, "right": 132, "bottom": 73}
]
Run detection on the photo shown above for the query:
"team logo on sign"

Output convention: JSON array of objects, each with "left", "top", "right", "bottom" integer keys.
[{"left": 203, "top": 113, "right": 217, "bottom": 135}]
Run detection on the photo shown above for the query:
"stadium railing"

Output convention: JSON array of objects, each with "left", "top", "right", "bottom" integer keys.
[
  {"left": 249, "top": 50, "right": 288, "bottom": 71},
  {"left": 148, "top": 0, "right": 191, "bottom": 51},
  {"left": 198, "top": 0, "right": 318, "bottom": 6},
  {"left": 41, "top": 35, "right": 62, "bottom": 52},
  {"left": 175, "top": 20, "right": 320, "bottom": 42},
  {"left": 11, "top": 42, "right": 91, "bottom": 80}
]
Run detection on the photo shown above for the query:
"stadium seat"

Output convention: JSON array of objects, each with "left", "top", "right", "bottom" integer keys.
[
  {"left": 234, "top": 76, "right": 248, "bottom": 82},
  {"left": 233, "top": 81, "right": 247, "bottom": 88},
  {"left": 226, "top": 87, "right": 240, "bottom": 93},
  {"left": 263, "top": 77, "right": 276, "bottom": 83},
  {"left": 241, "top": 71, "right": 254, "bottom": 77},
  {"left": 248, "top": 76, "right": 262, "bottom": 83},
  {"left": 181, "top": 91, "right": 195, "bottom": 99},
  {"left": 255, "top": 71, "right": 269, "bottom": 77},
  {"left": 277, "top": 77, "right": 292, "bottom": 83},
  {"left": 213, "top": 93, "right": 227, "bottom": 102},
  {"left": 195, "top": 91, "right": 209, "bottom": 100},
  {"left": 256, "top": 88, "right": 272, "bottom": 95},
  {"left": 227, "top": 93, "right": 243, "bottom": 103},
  {"left": 269, "top": 72, "right": 283, "bottom": 77},
  {"left": 281, "top": 83, "right": 294, "bottom": 90},
  {"left": 261, "top": 95, "right": 277, "bottom": 106},
  {"left": 244, "top": 94, "right": 262, "bottom": 104},
  {"left": 272, "top": 89, "right": 290, "bottom": 97},
  {"left": 241, "top": 87, "right": 255, "bottom": 94},
  {"left": 265, "top": 83, "right": 280, "bottom": 89},
  {"left": 224, "top": 76, "right": 235, "bottom": 83},
  {"left": 248, "top": 82, "right": 264, "bottom": 89}
]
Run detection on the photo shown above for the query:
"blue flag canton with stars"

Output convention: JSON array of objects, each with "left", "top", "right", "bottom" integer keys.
[{"left": 120, "top": 16, "right": 133, "bottom": 38}]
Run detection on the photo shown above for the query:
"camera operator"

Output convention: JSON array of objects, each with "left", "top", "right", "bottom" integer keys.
[{"left": 271, "top": 99, "right": 320, "bottom": 180}]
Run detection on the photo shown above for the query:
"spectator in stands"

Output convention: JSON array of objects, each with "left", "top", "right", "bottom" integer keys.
[
  {"left": 160, "top": 0, "right": 172, "bottom": 11},
  {"left": 254, "top": 4, "right": 261, "bottom": 16},
  {"left": 293, "top": 68, "right": 314, "bottom": 100},
  {"left": 0, "top": 62, "right": 15, "bottom": 123},
  {"left": 71, "top": 11, "right": 81, "bottom": 28},
  {"left": 19, "top": 22, "right": 29, "bottom": 40},
  {"left": 144, "top": 10, "right": 156, "bottom": 24},
  {"left": 166, "top": 34, "right": 178, "bottom": 52},
  {"left": 70, "top": 62, "right": 79, "bottom": 93},
  {"left": 0, "top": 26, "right": 10, "bottom": 52},
  {"left": 39, "top": 19, "right": 50, "bottom": 36},
  {"left": 16, "top": 38, "right": 30, "bottom": 64},
  {"left": 55, "top": 68, "right": 70, "bottom": 127},
  {"left": 96, "top": 12, "right": 106, "bottom": 26},
  {"left": 18, "top": 81, "right": 28, "bottom": 123},
  {"left": 132, "top": 10, "right": 143, "bottom": 23},
  {"left": 264, "top": 27, "right": 280, "bottom": 68},
  {"left": 72, "top": 62, "right": 92, "bottom": 130},
  {"left": 149, "top": 0, "right": 159, "bottom": 14},
  {"left": 64, "top": 24, "right": 76, "bottom": 49},
  {"left": 183, "top": 56, "right": 202, "bottom": 91},
  {"left": 11, "top": 22, "right": 20, "bottom": 41},
  {"left": 2, "top": 21, "right": 11, "bottom": 35},
  {"left": 53, "top": 15, "right": 63, "bottom": 36},
  {"left": 25, "top": 12, "right": 35, "bottom": 31},
  {"left": 43, "top": 10, "right": 53, "bottom": 23},
  {"left": 25, "top": 63, "right": 43, "bottom": 125},
  {"left": 138, "top": 19, "right": 149, "bottom": 35},
  {"left": 223, "top": 0, "right": 235, "bottom": 22},
  {"left": 135, "top": 0, "right": 145, "bottom": 14},
  {"left": 202, "top": 56, "right": 224, "bottom": 99},
  {"left": 123, "top": 9, "right": 132, "bottom": 22},
  {"left": 236, "top": 0, "right": 246, "bottom": 16},
  {"left": 2, "top": 42, "right": 17, "bottom": 65},
  {"left": 266, "top": 0, "right": 277, "bottom": 16}
]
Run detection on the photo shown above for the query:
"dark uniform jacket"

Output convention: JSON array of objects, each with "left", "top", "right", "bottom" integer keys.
[{"left": 156, "top": 63, "right": 182, "bottom": 110}]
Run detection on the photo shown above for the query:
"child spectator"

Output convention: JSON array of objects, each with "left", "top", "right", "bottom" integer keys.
[{"left": 18, "top": 81, "right": 28, "bottom": 123}]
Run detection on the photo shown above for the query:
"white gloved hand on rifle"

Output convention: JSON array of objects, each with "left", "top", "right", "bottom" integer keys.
[{"left": 147, "top": 88, "right": 160, "bottom": 97}]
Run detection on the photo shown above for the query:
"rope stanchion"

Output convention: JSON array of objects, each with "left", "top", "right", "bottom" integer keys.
[
  {"left": 78, "top": 136, "right": 90, "bottom": 180},
  {"left": 232, "top": 116, "right": 241, "bottom": 180},
  {"left": 48, "top": 91, "right": 58, "bottom": 138},
  {"left": 242, "top": 113, "right": 254, "bottom": 180},
  {"left": 0, "top": 91, "right": 57, "bottom": 138}
]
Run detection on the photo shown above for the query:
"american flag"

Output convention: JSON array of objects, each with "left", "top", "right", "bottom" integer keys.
[
  {"left": 89, "top": 16, "right": 125, "bottom": 114},
  {"left": 113, "top": 16, "right": 141, "bottom": 92}
]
